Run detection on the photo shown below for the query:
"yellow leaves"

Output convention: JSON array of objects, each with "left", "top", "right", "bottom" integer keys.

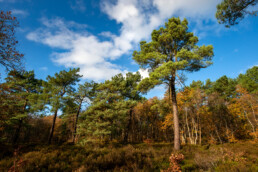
[
  {"left": 236, "top": 85, "right": 249, "bottom": 95},
  {"left": 162, "top": 113, "right": 174, "bottom": 130},
  {"left": 177, "top": 87, "right": 205, "bottom": 113},
  {"left": 230, "top": 85, "right": 258, "bottom": 119},
  {"left": 226, "top": 128, "right": 238, "bottom": 143},
  {"left": 134, "top": 97, "right": 160, "bottom": 119},
  {"left": 199, "top": 106, "right": 210, "bottom": 116},
  {"left": 227, "top": 101, "right": 244, "bottom": 118},
  {"left": 176, "top": 87, "right": 191, "bottom": 108}
]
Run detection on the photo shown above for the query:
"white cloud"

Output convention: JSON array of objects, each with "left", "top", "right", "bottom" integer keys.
[
  {"left": 138, "top": 68, "right": 149, "bottom": 79},
  {"left": 27, "top": 17, "right": 128, "bottom": 81},
  {"left": 27, "top": 0, "right": 223, "bottom": 81},
  {"left": 11, "top": 9, "right": 28, "bottom": 17}
]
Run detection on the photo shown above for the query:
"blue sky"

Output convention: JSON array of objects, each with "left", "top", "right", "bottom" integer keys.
[{"left": 1, "top": 0, "right": 257, "bottom": 98}]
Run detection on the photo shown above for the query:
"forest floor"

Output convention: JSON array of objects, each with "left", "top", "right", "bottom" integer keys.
[{"left": 0, "top": 140, "right": 257, "bottom": 171}]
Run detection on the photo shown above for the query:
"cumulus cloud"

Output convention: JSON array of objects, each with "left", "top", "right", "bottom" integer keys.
[
  {"left": 27, "top": 17, "right": 127, "bottom": 81},
  {"left": 27, "top": 0, "right": 222, "bottom": 81}
]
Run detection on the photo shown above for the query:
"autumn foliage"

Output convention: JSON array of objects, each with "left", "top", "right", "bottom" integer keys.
[{"left": 0, "top": 11, "right": 24, "bottom": 72}]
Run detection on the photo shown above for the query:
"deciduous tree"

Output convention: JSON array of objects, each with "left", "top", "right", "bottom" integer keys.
[{"left": 0, "top": 11, "right": 24, "bottom": 72}]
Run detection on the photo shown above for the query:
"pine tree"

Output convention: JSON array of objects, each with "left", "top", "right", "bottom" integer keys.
[
  {"left": 211, "top": 75, "right": 237, "bottom": 101},
  {"left": 44, "top": 68, "right": 81, "bottom": 144},
  {"left": 133, "top": 17, "right": 213, "bottom": 150},
  {"left": 0, "top": 70, "right": 42, "bottom": 144},
  {"left": 237, "top": 66, "right": 258, "bottom": 93},
  {"left": 79, "top": 72, "right": 142, "bottom": 142},
  {"left": 71, "top": 81, "right": 97, "bottom": 143},
  {"left": 216, "top": 0, "right": 258, "bottom": 27}
]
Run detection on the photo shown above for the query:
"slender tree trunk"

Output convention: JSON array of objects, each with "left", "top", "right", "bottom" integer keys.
[
  {"left": 13, "top": 119, "right": 22, "bottom": 144},
  {"left": 124, "top": 108, "right": 133, "bottom": 143},
  {"left": 48, "top": 108, "right": 58, "bottom": 144},
  {"left": 215, "top": 127, "right": 222, "bottom": 144},
  {"left": 193, "top": 118, "right": 198, "bottom": 145},
  {"left": 13, "top": 100, "right": 27, "bottom": 144},
  {"left": 198, "top": 114, "right": 202, "bottom": 145},
  {"left": 249, "top": 103, "right": 257, "bottom": 124},
  {"left": 244, "top": 110, "right": 257, "bottom": 139},
  {"left": 170, "top": 78, "right": 180, "bottom": 150},
  {"left": 199, "top": 125, "right": 202, "bottom": 145},
  {"left": 72, "top": 102, "right": 82, "bottom": 143},
  {"left": 185, "top": 108, "right": 193, "bottom": 144}
]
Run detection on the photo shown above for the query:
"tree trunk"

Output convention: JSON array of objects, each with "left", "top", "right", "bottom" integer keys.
[
  {"left": 170, "top": 79, "right": 180, "bottom": 150},
  {"left": 72, "top": 102, "right": 82, "bottom": 143},
  {"left": 124, "top": 108, "right": 133, "bottom": 143},
  {"left": 199, "top": 125, "right": 202, "bottom": 145},
  {"left": 48, "top": 108, "right": 58, "bottom": 144},
  {"left": 244, "top": 110, "right": 257, "bottom": 139},
  {"left": 13, "top": 119, "right": 22, "bottom": 144},
  {"left": 185, "top": 108, "right": 193, "bottom": 144},
  {"left": 13, "top": 99, "right": 27, "bottom": 144},
  {"left": 215, "top": 127, "right": 222, "bottom": 144}
]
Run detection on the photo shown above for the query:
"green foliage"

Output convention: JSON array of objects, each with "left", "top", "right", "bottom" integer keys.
[
  {"left": 211, "top": 75, "right": 237, "bottom": 101},
  {"left": 237, "top": 66, "right": 258, "bottom": 93},
  {"left": 133, "top": 17, "right": 213, "bottom": 150},
  {"left": 216, "top": 0, "right": 258, "bottom": 27},
  {"left": 79, "top": 72, "right": 143, "bottom": 142},
  {"left": 43, "top": 68, "right": 82, "bottom": 143},
  {"left": 0, "top": 70, "right": 42, "bottom": 143},
  {"left": 133, "top": 17, "right": 213, "bottom": 91},
  {"left": 189, "top": 80, "right": 204, "bottom": 89},
  {"left": 44, "top": 68, "right": 82, "bottom": 110}
]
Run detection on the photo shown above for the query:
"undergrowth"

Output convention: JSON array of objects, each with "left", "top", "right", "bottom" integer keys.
[{"left": 0, "top": 141, "right": 257, "bottom": 171}]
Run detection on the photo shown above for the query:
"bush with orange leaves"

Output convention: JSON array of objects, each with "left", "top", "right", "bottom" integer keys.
[{"left": 162, "top": 153, "right": 184, "bottom": 172}]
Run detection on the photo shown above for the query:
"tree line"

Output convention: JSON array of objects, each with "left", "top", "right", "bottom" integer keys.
[{"left": 0, "top": 65, "right": 257, "bottom": 147}]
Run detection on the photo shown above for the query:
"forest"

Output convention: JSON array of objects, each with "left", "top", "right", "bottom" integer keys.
[{"left": 0, "top": 0, "right": 258, "bottom": 172}]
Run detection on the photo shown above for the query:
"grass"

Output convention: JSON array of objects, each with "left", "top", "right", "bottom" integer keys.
[{"left": 0, "top": 141, "right": 257, "bottom": 171}]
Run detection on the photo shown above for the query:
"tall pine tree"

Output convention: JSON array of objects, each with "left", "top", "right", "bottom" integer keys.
[
  {"left": 133, "top": 17, "right": 214, "bottom": 150},
  {"left": 44, "top": 68, "right": 81, "bottom": 144},
  {"left": 1, "top": 70, "right": 42, "bottom": 144}
]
